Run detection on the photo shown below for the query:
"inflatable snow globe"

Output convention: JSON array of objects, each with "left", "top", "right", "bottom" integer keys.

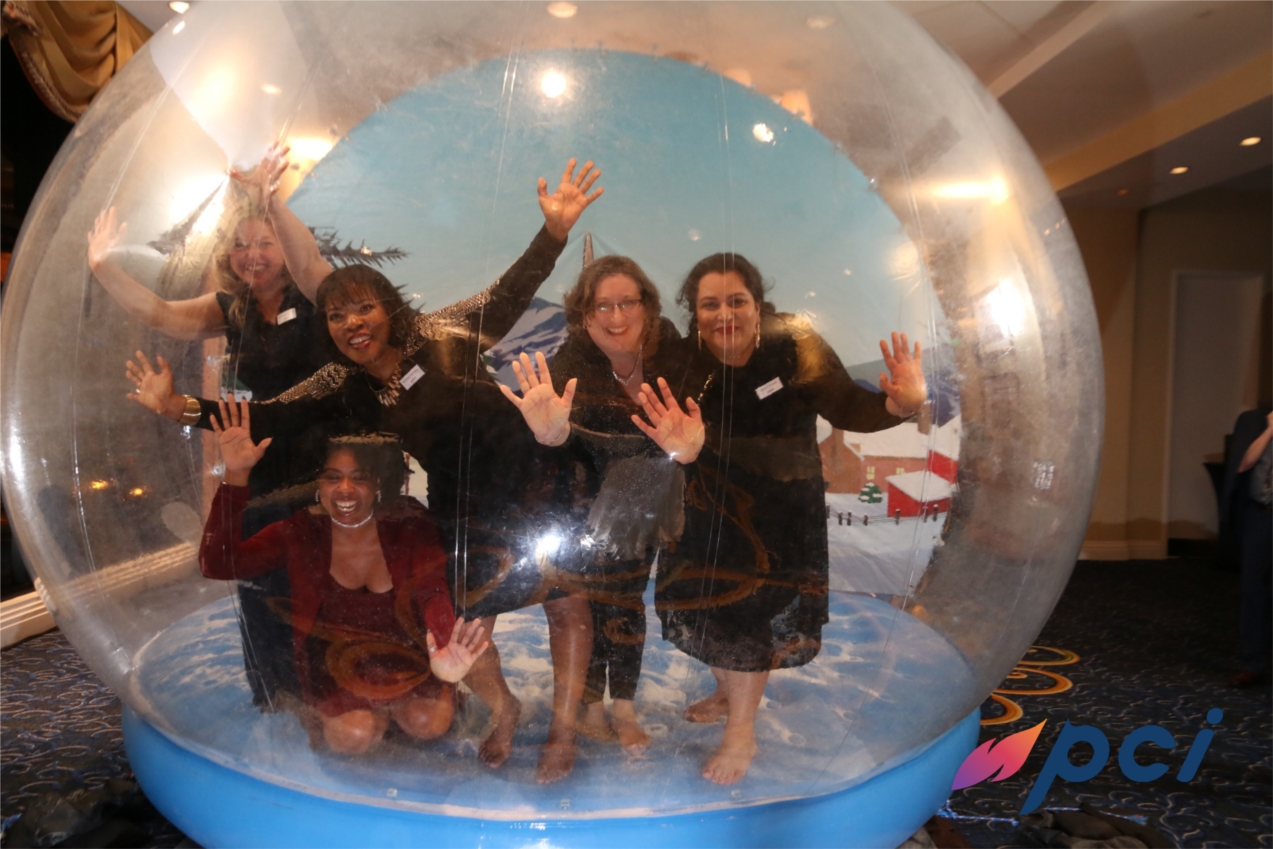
[{"left": 1, "top": 3, "right": 1102, "bottom": 847}]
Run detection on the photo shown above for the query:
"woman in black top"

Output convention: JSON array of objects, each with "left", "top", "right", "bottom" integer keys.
[
  {"left": 89, "top": 145, "right": 340, "bottom": 709},
  {"left": 542, "top": 256, "right": 695, "bottom": 752},
  {"left": 128, "top": 158, "right": 605, "bottom": 783},
  {"left": 656, "top": 253, "right": 926, "bottom": 785}
]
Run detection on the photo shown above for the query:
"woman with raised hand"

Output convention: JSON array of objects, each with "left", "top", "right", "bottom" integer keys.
[
  {"left": 654, "top": 253, "right": 926, "bottom": 785},
  {"left": 126, "top": 157, "right": 604, "bottom": 783},
  {"left": 91, "top": 144, "right": 338, "bottom": 710},
  {"left": 200, "top": 400, "right": 489, "bottom": 755},
  {"left": 512, "top": 256, "right": 694, "bottom": 752}
]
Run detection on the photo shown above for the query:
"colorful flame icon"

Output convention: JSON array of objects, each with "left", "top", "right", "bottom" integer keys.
[{"left": 951, "top": 720, "right": 1047, "bottom": 790}]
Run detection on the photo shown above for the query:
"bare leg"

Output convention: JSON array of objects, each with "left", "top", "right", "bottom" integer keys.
[
  {"left": 537, "top": 594, "right": 593, "bottom": 783},
  {"left": 392, "top": 694, "right": 454, "bottom": 741},
  {"left": 702, "top": 667, "right": 768, "bottom": 785},
  {"left": 577, "top": 700, "right": 617, "bottom": 742},
  {"left": 322, "top": 709, "right": 388, "bottom": 755},
  {"left": 684, "top": 667, "right": 729, "bottom": 723},
  {"left": 461, "top": 615, "right": 521, "bottom": 767},
  {"left": 610, "top": 698, "right": 651, "bottom": 753}
]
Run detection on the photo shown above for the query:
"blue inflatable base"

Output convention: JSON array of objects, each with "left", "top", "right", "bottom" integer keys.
[{"left": 124, "top": 706, "right": 978, "bottom": 848}]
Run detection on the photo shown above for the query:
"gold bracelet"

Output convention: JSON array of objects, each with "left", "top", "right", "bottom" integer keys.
[{"left": 179, "top": 395, "right": 202, "bottom": 426}]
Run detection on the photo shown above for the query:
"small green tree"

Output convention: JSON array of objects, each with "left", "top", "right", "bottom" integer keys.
[{"left": 858, "top": 482, "right": 883, "bottom": 504}]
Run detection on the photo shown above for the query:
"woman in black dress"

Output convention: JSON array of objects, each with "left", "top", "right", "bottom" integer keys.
[
  {"left": 657, "top": 253, "right": 927, "bottom": 784},
  {"left": 127, "top": 158, "right": 604, "bottom": 783},
  {"left": 90, "top": 145, "right": 338, "bottom": 708},
  {"left": 538, "top": 256, "right": 692, "bottom": 751}
]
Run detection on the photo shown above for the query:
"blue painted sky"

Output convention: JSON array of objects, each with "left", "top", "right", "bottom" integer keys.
[{"left": 289, "top": 50, "right": 939, "bottom": 365}]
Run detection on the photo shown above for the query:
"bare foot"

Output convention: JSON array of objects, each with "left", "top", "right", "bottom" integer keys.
[
  {"left": 536, "top": 725, "right": 578, "bottom": 784},
  {"left": 702, "top": 735, "right": 758, "bottom": 785},
  {"left": 683, "top": 691, "right": 729, "bottom": 723},
  {"left": 576, "top": 702, "right": 617, "bottom": 742},
  {"left": 611, "top": 700, "right": 651, "bottom": 753},
  {"left": 479, "top": 694, "right": 521, "bottom": 768}
]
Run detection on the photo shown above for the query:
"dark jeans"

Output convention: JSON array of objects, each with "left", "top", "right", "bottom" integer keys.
[{"left": 1238, "top": 503, "right": 1272, "bottom": 673}]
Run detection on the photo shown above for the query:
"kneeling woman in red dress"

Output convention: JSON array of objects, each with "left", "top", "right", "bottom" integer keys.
[{"left": 199, "top": 400, "right": 489, "bottom": 754}]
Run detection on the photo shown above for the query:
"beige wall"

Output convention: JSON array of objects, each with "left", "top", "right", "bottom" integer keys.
[
  {"left": 1068, "top": 186, "right": 1272, "bottom": 559},
  {"left": 1065, "top": 207, "right": 1140, "bottom": 559}
]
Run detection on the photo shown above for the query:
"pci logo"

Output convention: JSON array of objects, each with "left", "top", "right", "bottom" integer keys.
[{"left": 952, "top": 708, "right": 1223, "bottom": 814}]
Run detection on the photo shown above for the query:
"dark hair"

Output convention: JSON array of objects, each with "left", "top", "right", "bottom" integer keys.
[
  {"left": 564, "top": 255, "right": 663, "bottom": 340},
  {"left": 323, "top": 433, "right": 409, "bottom": 501},
  {"left": 677, "top": 253, "right": 774, "bottom": 334},
  {"left": 315, "top": 265, "right": 416, "bottom": 367}
]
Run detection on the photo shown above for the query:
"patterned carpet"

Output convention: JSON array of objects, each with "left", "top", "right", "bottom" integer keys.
[{"left": 2, "top": 559, "right": 1269, "bottom": 848}]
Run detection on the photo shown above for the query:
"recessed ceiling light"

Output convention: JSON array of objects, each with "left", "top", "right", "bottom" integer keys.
[
  {"left": 1116, "top": 188, "right": 1130, "bottom": 196},
  {"left": 1169, "top": 166, "right": 1189, "bottom": 175},
  {"left": 547, "top": 2, "right": 577, "bottom": 18},
  {"left": 168, "top": 1, "right": 189, "bottom": 13},
  {"left": 541, "top": 71, "right": 567, "bottom": 98},
  {"left": 1240, "top": 136, "right": 1262, "bottom": 146},
  {"left": 807, "top": 15, "right": 835, "bottom": 30}
]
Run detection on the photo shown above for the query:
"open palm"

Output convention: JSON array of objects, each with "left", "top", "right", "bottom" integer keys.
[
  {"left": 878, "top": 332, "right": 927, "bottom": 417},
  {"left": 427, "top": 618, "right": 490, "bottom": 683},
  {"left": 498, "top": 352, "right": 577, "bottom": 446},
  {"left": 538, "top": 158, "right": 604, "bottom": 241},
  {"left": 632, "top": 377, "right": 705, "bottom": 464}
]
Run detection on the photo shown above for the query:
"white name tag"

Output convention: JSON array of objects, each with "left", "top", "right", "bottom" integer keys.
[
  {"left": 276, "top": 307, "right": 297, "bottom": 325},
  {"left": 755, "top": 376, "right": 783, "bottom": 399},
  {"left": 400, "top": 363, "right": 425, "bottom": 390}
]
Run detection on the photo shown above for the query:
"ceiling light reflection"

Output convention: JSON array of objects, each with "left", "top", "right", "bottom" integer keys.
[
  {"left": 753, "top": 123, "right": 775, "bottom": 143},
  {"left": 547, "top": 2, "right": 577, "bottom": 18},
  {"left": 931, "top": 178, "right": 1009, "bottom": 205},
  {"left": 169, "top": 1, "right": 190, "bottom": 13},
  {"left": 1240, "top": 137, "right": 1261, "bottom": 146},
  {"left": 287, "top": 137, "right": 334, "bottom": 161},
  {"left": 541, "top": 71, "right": 567, "bottom": 98},
  {"left": 1169, "top": 166, "right": 1188, "bottom": 175}
]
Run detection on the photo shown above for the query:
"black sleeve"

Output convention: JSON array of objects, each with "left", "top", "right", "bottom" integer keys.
[
  {"left": 417, "top": 226, "right": 567, "bottom": 352},
  {"left": 796, "top": 327, "right": 907, "bottom": 434},
  {"left": 195, "top": 363, "right": 352, "bottom": 442}
]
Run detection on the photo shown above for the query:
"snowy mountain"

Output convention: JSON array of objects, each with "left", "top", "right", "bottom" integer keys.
[{"left": 484, "top": 298, "right": 570, "bottom": 389}]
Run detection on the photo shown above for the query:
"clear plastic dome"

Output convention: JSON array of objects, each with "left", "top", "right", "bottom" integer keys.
[{"left": 1, "top": 0, "right": 1101, "bottom": 832}]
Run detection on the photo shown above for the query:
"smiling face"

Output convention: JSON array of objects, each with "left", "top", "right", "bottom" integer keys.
[
  {"left": 585, "top": 274, "right": 646, "bottom": 364},
  {"left": 228, "top": 219, "right": 285, "bottom": 290},
  {"left": 317, "top": 448, "right": 378, "bottom": 526},
  {"left": 695, "top": 270, "right": 760, "bottom": 365},
  {"left": 325, "top": 285, "right": 394, "bottom": 369}
]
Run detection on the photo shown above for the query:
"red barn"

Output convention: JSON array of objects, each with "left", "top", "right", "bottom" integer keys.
[{"left": 886, "top": 471, "right": 953, "bottom": 518}]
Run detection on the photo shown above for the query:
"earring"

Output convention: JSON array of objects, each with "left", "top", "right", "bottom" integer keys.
[
  {"left": 755, "top": 321, "right": 761, "bottom": 349},
  {"left": 697, "top": 330, "right": 702, "bottom": 351},
  {"left": 376, "top": 491, "right": 382, "bottom": 503},
  {"left": 315, "top": 491, "right": 320, "bottom": 503}
]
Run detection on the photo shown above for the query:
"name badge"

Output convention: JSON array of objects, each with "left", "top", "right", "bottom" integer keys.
[
  {"left": 400, "top": 364, "right": 425, "bottom": 390},
  {"left": 756, "top": 376, "right": 783, "bottom": 399},
  {"left": 276, "top": 307, "right": 297, "bottom": 325}
]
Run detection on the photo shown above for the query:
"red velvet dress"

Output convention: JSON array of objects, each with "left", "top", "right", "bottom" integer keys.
[{"left": 200, "top": 485, "right": 456, "bottom": 717}]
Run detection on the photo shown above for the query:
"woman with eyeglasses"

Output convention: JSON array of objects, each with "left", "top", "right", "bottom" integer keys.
[
  {"left": 127, "top": 158, "right": 605, "bottom": 783},
  {"left": 507, "top": 256, "right": 701, "bottom": 752}
]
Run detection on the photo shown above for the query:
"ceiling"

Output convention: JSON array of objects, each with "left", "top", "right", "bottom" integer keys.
[{"left": 119, "top": 0, "right": 1272, "bottom": 211}]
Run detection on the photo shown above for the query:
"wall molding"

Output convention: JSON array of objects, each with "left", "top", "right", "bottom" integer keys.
[
  {"left": 1, "top": 588, "right": 55, "bottom": 648},
  {"left": 1128, "top": 539, "right": 1169, "bottom": 560},
  {"left": 1079, "top": 540, "right": 1130, "bottom": 561}
]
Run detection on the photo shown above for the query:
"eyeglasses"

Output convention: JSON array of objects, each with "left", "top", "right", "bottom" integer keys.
[{"left": 593, "top": 299, "right": 643, "bottom": 315}]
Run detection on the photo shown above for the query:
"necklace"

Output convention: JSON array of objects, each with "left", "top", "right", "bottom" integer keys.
[
  {"left": 611, "top": 354, "right": 641, "bottom": 385},
  {"left": 331, "top": 512, "right": 375, "bottom": 530},
  {"left": 372, "top": 361, "right": 404, "bottom": 406}
]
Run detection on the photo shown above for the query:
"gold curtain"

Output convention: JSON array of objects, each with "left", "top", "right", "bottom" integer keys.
[{"left": 2, "top": 1, "right": 151, "bottom": 122}]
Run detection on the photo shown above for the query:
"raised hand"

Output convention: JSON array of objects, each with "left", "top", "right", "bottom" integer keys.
[
  {"left": 632, "top": 377, "right": 705, "bottom": 464},
  {"left": 538, "top": 158, "right": 604, "bottom": 241},
  {"left": 209, "top": 399, "right": 271, "bottom": 485},
  {"left": 878, "top": 331, "right": 927, "bottom": 417},
  {"left": 230, "top": 143, "right": 290, "bottom": 210},
  {"left": 427, "top": 618, "right": 490, "bottom": 683},
  {"left": 125, "top": 351, "right": 179, "bottom": 418},
  {"left": 87, "top": 208, "right": 125, "bottom": 273},
  {"left": 498, "top": 352, "right": 577, "bottom": 446}
]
